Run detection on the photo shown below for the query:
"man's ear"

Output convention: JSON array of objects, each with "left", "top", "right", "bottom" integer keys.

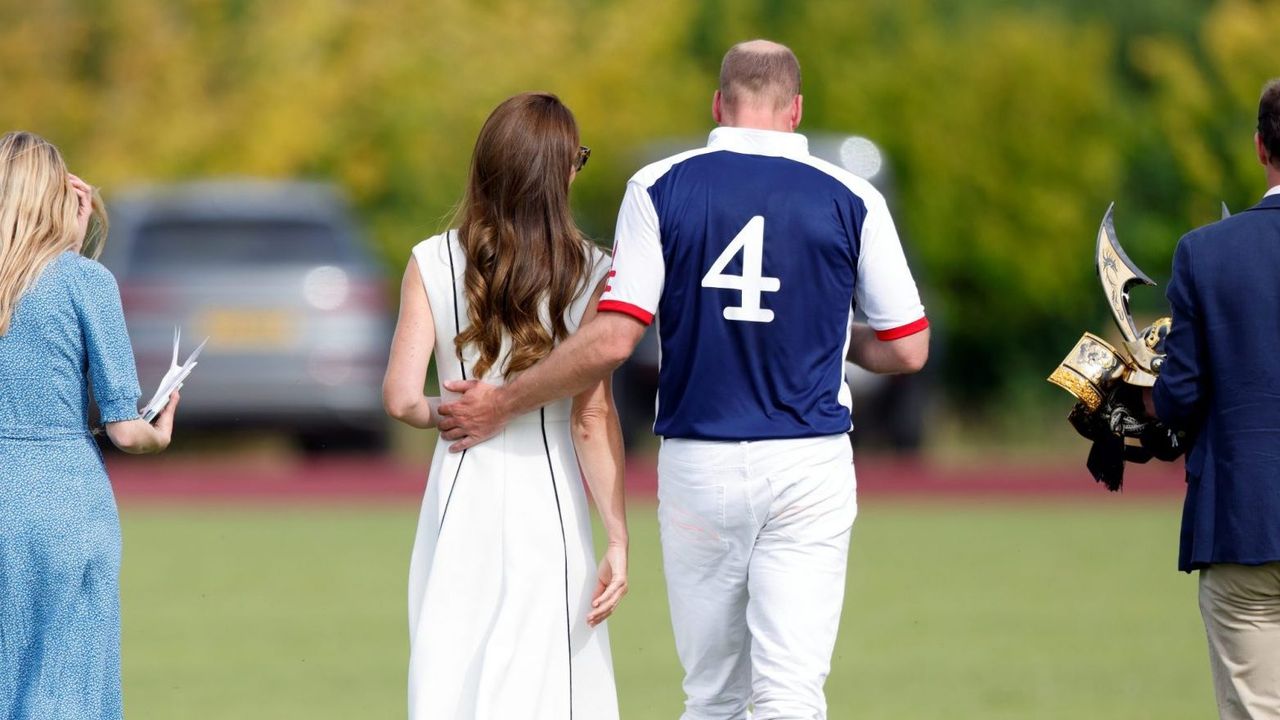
[
  {"left": 712, "top": 90, "right": 724, "bottom": 125},
  {"left": 791, "top": 94, "right": 804, "bottom": 131},
  {"left": 1258, "top": 131, "right": 1271, "bottom": 168}
]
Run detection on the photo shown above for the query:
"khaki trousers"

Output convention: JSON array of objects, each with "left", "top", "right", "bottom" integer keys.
[{"left": 1199, "top": 562, "right": 1280, "bottom": 720}]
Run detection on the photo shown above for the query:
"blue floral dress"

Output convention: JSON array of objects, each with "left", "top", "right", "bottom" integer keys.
[{"left": 0, "top": 251, "right": 141, "bottom": 719}]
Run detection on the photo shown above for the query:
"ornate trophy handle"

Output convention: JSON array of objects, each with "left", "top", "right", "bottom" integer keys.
[
  {"left": 1046, "top": 202, "right": 1219, "bottom": 490},
  {"left": 1096, "top": 203, "right": 1155, "bottom": 346}
]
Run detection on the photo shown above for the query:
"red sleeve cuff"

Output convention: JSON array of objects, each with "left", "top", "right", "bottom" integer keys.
[
  {"left": 598, "top": 300, "right": 654, "bottom": 325},
  {"left": 875, "top": 317, "right": 929, "bottom": 341}
]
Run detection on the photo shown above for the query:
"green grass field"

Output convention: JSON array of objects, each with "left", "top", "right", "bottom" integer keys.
[{"left": 120, "top": 500, "right": 1215, "bottom": 719}]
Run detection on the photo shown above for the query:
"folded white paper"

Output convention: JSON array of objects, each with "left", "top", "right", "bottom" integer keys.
[{"left": 141, "top": 327, "right": 207, "bottom": 422}]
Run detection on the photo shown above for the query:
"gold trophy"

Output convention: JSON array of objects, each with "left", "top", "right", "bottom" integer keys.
[
  {"left": 1045, "top": 203, "right": 1219, "bottom": 489},
  {"left": 1048, "top": 204, "right": 1170, "bottom": 409}
]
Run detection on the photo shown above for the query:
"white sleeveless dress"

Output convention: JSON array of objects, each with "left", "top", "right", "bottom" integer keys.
[{"left": 406, "top": 231, "right": 619, "bottom": 720}]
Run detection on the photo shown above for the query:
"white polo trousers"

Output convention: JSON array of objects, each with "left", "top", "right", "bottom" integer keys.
[{"left": 657, "top": 434, "right": 857, "bottom": 720}]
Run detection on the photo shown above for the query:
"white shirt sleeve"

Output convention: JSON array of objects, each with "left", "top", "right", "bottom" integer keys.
[
  {"left": 855, "top": 195, "right": 928, "bottom": 339},
  {"left": 599, "top": 180, "right": 664, "bottom": 325}
]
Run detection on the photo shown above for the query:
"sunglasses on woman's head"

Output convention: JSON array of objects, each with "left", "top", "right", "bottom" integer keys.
[{"left": 575, "top": 146, "right": 591, "bottom": 172}]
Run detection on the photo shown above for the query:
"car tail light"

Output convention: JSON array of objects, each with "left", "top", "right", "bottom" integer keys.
[
  {"left": 302, "top": 266, "right": 350, "bottom": 310},
  {"left": 118, "top": 283, "right": 170, "bottom": 312},
  {"left": 302, "top": 267, "right": 387, "bottom": 312},
  {"left": 345, "top": 280, "right": 387, "bottom": 311}
]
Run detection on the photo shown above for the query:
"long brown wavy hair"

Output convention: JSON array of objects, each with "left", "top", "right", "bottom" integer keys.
[{"left": 453, "top": 93, "right": 595, "bottom": 379}]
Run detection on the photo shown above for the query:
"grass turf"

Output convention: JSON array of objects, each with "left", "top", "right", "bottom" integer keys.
[{"left": 119, "top": 500, "right": 1215, "bottom": 719}]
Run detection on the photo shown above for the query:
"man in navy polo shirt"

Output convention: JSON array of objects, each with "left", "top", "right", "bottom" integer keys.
[
  {"left": 440, "top": 40, "right": 929, "bottom": 718},
  {"left": 1152, "top": 79, "right": 1280, "bottom": 719}
]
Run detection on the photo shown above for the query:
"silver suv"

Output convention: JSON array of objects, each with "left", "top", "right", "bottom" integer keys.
[{"left": 102, "top": 181, "right": 391, "bottom": 451}]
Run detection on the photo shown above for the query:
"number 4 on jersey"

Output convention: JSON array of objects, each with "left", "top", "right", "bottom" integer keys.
[{"left": 701, "top": 215, "right": 780, "bottom": 322}]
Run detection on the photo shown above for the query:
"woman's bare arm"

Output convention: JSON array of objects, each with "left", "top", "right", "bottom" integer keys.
[
  {"left": 105, "top": 391, "right": 179, "bottom": 454},
  {"left": 570, "top": 281, "right": 628, "bottom": 626},
  {"left": 383, "top": 258, "right": 440, "bottom": 429}
]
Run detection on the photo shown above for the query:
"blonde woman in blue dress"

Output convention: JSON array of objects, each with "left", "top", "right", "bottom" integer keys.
[
  {"left": 383, "top": 93, "right": 628, "bottom": 718},
  {"left": 0, "top": 131, "right": 180, "bottom": 719}
]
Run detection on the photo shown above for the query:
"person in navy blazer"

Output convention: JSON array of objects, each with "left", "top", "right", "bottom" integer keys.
[{"left": 1152, "top": 79, "right": 1280, "bottom": 720}]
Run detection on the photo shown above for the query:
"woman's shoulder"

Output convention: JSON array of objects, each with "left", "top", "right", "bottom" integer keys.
[
  {"left": 411, "top": 230, "right": 454, "bottom": 255},
  {"left": 54, "top": 250, "right": 112, "bottom": 277},
  {"left": 410, "top": 230, "right": 459, "bottom": 270},
  {"left": 586, "top": 241, "right": 610, "bottom": 264},
  {"left": 56, "top": 252, "right": 120, "bottom": 294},
  {"left": 586, "top": 241, "right": 613, "bottom": 284},
  {"left": 37, "top": 251, "right": 112, "bottom": 289}
]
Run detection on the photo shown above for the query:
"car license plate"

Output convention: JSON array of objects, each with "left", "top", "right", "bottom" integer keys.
[{"left": 201, "top": 309, "right": 296, "bottom": 350}]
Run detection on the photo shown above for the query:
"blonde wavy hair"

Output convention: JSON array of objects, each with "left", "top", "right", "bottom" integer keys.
[
  {"left": 453, "top": 93, "right": 595, "bottom": 379},
  {"left": 0, "top": 131, "right": 107, "bottom": 335}
]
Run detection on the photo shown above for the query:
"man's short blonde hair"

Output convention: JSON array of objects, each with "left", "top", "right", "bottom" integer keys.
[{"left": 718, "top": 39, "right": 801, "bottom": 112}]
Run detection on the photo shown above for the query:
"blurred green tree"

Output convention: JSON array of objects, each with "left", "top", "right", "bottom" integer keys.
[{"left": 797, "top": 3, "right": 1125, "bottom": 401}]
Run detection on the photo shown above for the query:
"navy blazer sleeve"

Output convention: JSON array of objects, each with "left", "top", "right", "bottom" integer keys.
[{"left": 1153, "top": 235, "right": 1206, "bottom": 429}]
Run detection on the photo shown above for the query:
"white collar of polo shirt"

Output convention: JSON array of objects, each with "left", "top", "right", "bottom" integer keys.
[
  {"left": 707, "top": 126, "right": 809, "bottom": 159},
  {"left": 1265, "top": 184, "right": 1280, "bottom": 199}
]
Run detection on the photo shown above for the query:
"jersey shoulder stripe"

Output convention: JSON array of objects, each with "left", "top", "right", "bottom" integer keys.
[
  {"left": 786, "top": 154, "right": 888, "bottom": 212},
  {"left": 629, "top": 146, "right": 722, "bottom": 190}
]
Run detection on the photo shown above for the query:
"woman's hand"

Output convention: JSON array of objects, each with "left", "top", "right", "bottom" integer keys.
[
  {"left": 106, "top": 391, "right": 180, "bottom": 454},
  {"left": 587, "top": 541, "right": 628, "bottom": 628},
  {"left": 149, "top": 390, "right": 180, "bottom": 450},
  {"left": 68, "top": 174, "right": 93, "bottom": 246}
]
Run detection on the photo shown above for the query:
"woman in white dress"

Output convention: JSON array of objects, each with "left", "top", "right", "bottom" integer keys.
[{"left": 382, "top": 92, "right": 628, "bottom": 719}]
